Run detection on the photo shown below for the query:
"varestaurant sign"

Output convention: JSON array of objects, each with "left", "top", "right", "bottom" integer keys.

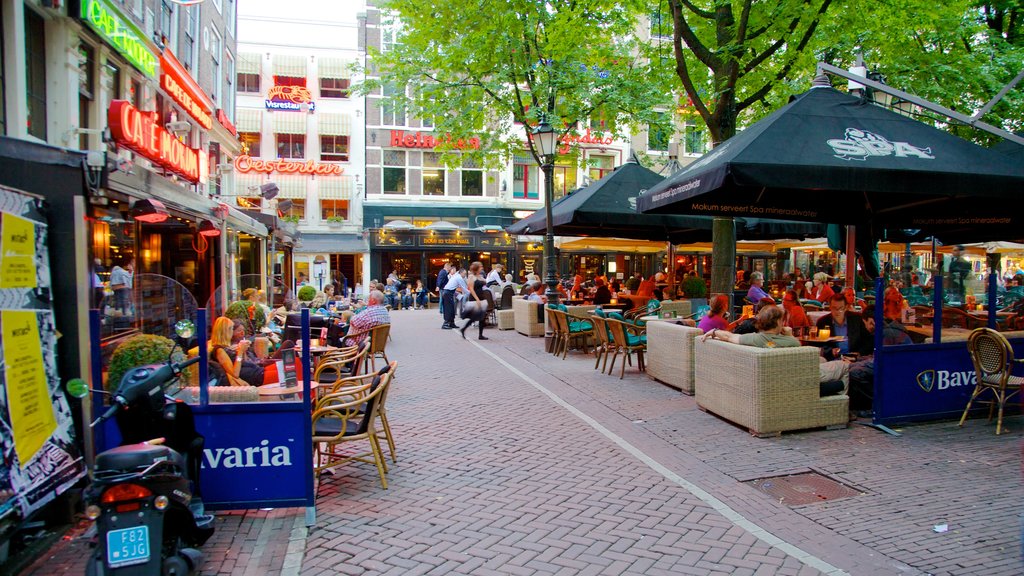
[
  {"left": 265, "top": 85, "right": 316, "bottom": 112},
  {"left": 107, "top": 100, "right": 203, "bottom": 183},
  {"left": 234, "top": 155, "right": 343, "bottom": 176},
  {"left": 80, "top": 0, "right": 157, "bottom": 78},
  {"left": 160, "top": 50, "right": 213, "bottom": 130}
]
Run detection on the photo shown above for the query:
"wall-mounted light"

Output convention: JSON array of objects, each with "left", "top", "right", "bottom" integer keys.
[
  {"left": 260, "top": 182, "right": 280, "bottom": 200},
  {"left": 198, "top": 220, "right": 221, "bottom": 237},
  {"left": 131, "top": 198, "right": 170, "bottom": 223}
]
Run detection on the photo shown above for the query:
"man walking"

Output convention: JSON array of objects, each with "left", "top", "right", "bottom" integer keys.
[{"left": 442, "top": 265, "right": 468, "bottom": 330}]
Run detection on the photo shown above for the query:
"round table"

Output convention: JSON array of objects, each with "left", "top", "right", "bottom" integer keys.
[{"left": 258, "top": 381, "right": 320, "bottom": 400}]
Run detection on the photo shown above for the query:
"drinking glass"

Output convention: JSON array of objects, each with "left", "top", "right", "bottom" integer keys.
[{"left": 809, "top": 326, "right": 818, "bottom": 338}]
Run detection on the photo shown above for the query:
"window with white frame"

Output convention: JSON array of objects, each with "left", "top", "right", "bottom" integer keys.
[
  {"left": 210, "top": 27, "right": 222, "bottom": 105},
  {"left": 224, "top": 51, "right": 235, "bottom": 121},
  {"left": 182, "top": 6, "right": 197, "bottom": 71},
  {"left": 648, "top": 111, "right": 669, "bottom": 152},
  {"left": 512, "top": 154, "right": 539, "bottom": 200},
  {"left": 381, "top": 16, "right": 401, "bottom": 51},
  {"left": 25, "top": 9, "right": 47, "bottom": 140},
  {"left": 649, "top": 10, "right": 670, "bottom": 39},
  {"left": 684, "top": 122, "right": 707, "bottom": 155},
  {"left": 422, "top": 152, "right": 445, "bottom": 196},
  {"left": 382, "top": 150, "right": 407, "bottom": 194},
  {"left": 461, "top": 156, "right": 482, "bottom": 196},
  {"left": 225, "top": 0, "right": 236, "bottom": 37},
  {"left": 159, "top": 1, "right": 174, "bottom": 43},
  {"left": 381, "top": 83, "right": 406, "bottom": 126},
  {"left": 276, "top": 134, "right": 304, "bottom": 159},
  {"left": 320, "top": 135, "right": 349, "bottom": 162}
]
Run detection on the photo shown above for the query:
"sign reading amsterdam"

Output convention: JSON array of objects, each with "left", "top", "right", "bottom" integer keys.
[
  {"left": 160, "top": 50, "right": 213, "bottom": 130},
  {"left": 80, "top": 0, "right": 157, "bottom": 78},
  {"left": 234, "top": 155, "right": 343, "bottom": 176},
  {"left": 108, "top": 101, "right": 202, "bottom": 183},
  {"left": 265, "top": 85, "right": 316, "bottom": 112},
  {"left": 391, "top": 131, "right": 481, "bottom": 150}
]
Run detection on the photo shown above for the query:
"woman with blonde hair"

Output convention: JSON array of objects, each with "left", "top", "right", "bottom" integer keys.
[{"left": 208, "top": 316, "right": 263, "bottom": 386}]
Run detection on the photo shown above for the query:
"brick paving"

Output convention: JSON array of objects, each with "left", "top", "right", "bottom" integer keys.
[{"left": 19, "top": 308, "right": 1023, "bottom": 575}]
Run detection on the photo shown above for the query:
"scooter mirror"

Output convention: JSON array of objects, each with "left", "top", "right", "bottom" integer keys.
[
  {"left": 175, "top": 319, "right": 196, "bottom": 340},
  {"left": 66, "top": 378, "right": 90, "bottom": 399}
]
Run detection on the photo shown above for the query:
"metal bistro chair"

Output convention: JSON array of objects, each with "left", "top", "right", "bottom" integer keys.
[{"left": 960, "top": 328, "right": 1023, "bottom": 435}]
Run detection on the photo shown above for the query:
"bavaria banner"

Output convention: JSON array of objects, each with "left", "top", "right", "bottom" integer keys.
[{"left": 0, "top": 185, "right": 85, "bottom": 533}]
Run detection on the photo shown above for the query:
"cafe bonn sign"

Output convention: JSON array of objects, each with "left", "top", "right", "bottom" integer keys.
[{"left": 108, "top": 100, "right": 203, "bottom": 183}]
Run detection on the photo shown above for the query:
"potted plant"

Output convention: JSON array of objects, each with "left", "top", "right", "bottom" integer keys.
[
  {"left": 325, "top": 216, "right": 346, "bottom": 226},
  {"left": 297, "top": 285, "right": 317, "bottom": 307},
  {"left": 225, "top": 299, "right": 266, "bottom": 335},
  {"left": 107, "top": 334, "right": 189, "bottom": 393},
  {"left": 281, "top": 215, "right": 301, "bottom": 224},
  {"left": 681, "top": 275, "right": 708, "bottom": 309}
]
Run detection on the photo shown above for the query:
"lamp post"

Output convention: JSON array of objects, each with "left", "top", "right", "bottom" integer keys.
[{"left": 532, "top": 120, "right": 560, "bottom": 308}]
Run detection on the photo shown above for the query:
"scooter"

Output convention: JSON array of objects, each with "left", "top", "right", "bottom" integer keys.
[{"left": 70, "top": 320, "right": 214, "bottom": 575}]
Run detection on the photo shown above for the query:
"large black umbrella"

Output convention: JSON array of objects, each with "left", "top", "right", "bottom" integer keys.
[
  {"left": 637, "top": 86, "right": 1024, "bottom": 242},
  {"left": 506, "top": 160, "right": 824, "bottom": 242}
]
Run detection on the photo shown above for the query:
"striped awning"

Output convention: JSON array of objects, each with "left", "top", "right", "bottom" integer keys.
[
  {"left": 236, "top": 108, "right": 262, "bottom": 133},
  {"left": 275, "top": 175, "right": 308, "bottom": 199},
  {"left": 318, "top": 176, "right": 353, "bottom": 200},
  {"left": 271, "top": 112, "right": 307, "bottom": 135},
  {"left": 318, "top": 57, "right": 352, "bottom": 79},
  {"left": 238, "top": 52, "right": 261, "bottom": 75},
  {"left": 317, "top": 113, "right": 351, "bottom": 136},
  {"left": 234, "top": 172, "right": 262, "bottom": 197},
  {"left": 272, "top": 54, "right": 307, "bottom": 77}
]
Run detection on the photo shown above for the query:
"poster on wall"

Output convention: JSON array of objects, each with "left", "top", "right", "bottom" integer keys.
[{"left": 0, "top": 185, "right": 85, "bottom": 529}]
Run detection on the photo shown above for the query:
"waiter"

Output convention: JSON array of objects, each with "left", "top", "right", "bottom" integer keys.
[
  {"left": 437, "top": 263, "right": 451, "bottom": 327},
  {"left": 442, "top": 265, "right": 468, "bottom": 330}
]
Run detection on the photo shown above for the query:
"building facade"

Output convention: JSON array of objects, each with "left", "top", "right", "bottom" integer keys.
[{"left": 236, "top": 0, "right": 367, "bottom": 296}]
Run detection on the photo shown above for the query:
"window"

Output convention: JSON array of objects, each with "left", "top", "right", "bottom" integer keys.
[
  {"left": 321, "top": 200, "right": 349, "bottom": 221},
  {"left": 382, "top": 150, "right": 406, "bottom": 194},
  {"left": 274, "top": 76, "right": 305, "bottom": 88},
  {"left": 78, "top": 43, "right": 96, "bottom": 150},
  {"left": 103, "top": 62, "right": 121, "bottom": 111},
  {"left": 650, "top": 11, "right": 670, "bottom": 38},
  {"left": 552, "top": 158, "right": 577, "bottom": 200},
  {"left": 276, "top": 134, "right": 304, "bottom": 159},
  {"left": 684, "top": 123, "right": 706, "bottom": 155},
  {"left": 422, "top": 152, "right": 445, "bottom": 196},
  {"left": 381, "top": 19, "right": 401, "bottom": 51},
  {"left": 238, "top": 72, "right": 259, "bottom": 92},
  {"left": 280, "top": 198, "right": 305, "bottom": 221},
  {"left": 421, "top": 115, "right": 434, "bottom": 129},
  {"left": 213, "top": 0, "right": 222, "bottom": 13},
  {"left": 208, "top": 141, "right": 221, "bottom": 196},
  {"left": 210, "top": 27, "right": 222, "bottom": 105},
  {"left": 461, "top": 156, "right": 482, "bottom": 196},
  {"left": 236, "top": 196, "right": 262, "bottom": 210},
  {"left": 182, "top": 7, "right": 197, "bottom": 71},
  {"left": 588, "top": 155, "right": 614, "bottom": 182},
  {"left": 25, "top": 10, "right": 47, "bottom": 140},
  {"left": 512, "top": 155, "right": 539, "bottom": 200},
  {"left": 648, "top": 112, "right": 669, "bottom": 152},
  {"left": 239, "top": 132, "right": 260, "bottom": 156},
  {"left": 320, "top": 135, "right": 349, "bottom": 162},
  {"left": 159, "top": 1, "right": 174, "bottom": 43},
  {"left": 225, "top": 0, "right": 236, "bottom": 37},
  {"left": 320, "top": 77, "right": 350, "bottom": 98},
  {"left": 381, "top": 83, "right": 406, "bottom": 126},
  {"left": 224, "top": 51, "right": 235, "bottom": 121}
]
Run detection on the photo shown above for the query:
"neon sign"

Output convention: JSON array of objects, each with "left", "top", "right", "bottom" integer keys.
[
  {"left": 216, "top": 109, "right": 237, "bottom": 137},
  {"left": 160, "top": 50, "right": 213, "bottom": 130},
  {"left": 557, "top": 128, "right": 613, "bottom": 154},
  {"left": 390, "top": 130, "right": 481, "bottom": 150},
  {"left": 234, "top": 155, "right": 343, "bottom": 176},
  {"left": 107, "top": 100, "right": 202, "bottom": 183},
  {"left": 80, "top": 0, "right": 157, "bottom": 78},
  {"left": 265, "top": 86, "right": 316, "bottom": 112}
]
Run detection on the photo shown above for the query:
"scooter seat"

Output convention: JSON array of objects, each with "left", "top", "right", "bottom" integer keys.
[{"left": 95, "top": 443, "right": 185, "bottom": 472}]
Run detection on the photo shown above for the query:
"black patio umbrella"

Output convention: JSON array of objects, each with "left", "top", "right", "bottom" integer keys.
[
  {"left": 637, "top": 86, "right": 1024, "bottom": 243},
  {"left": 506, "top": 160, "right": 824, "bottom": 243}
]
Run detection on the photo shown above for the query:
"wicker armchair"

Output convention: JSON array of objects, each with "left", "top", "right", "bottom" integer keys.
[
  {"left": 513, "top": 297, "right": 545, "bottom": 337},
  {"left": 694, "top": 338, "right": 848, "bottom": 437},
  {"left": 645, "top": 321, "right": 703, "bottom": 394},
  {"left": 960, "top": 328, "right": 1023, "bottom": 435}
]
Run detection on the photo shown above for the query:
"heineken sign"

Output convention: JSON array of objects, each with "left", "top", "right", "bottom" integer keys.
[{"left": 81, "top": 0, "right": 157, "bottom": 78}]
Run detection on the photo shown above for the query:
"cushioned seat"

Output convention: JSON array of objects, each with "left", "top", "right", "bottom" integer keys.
[
  {"left": 569, "top": 320, "right": 593, "bottom": 332},
  {"left": 96, "top": 443, "right": 184, "bottom": 473}
]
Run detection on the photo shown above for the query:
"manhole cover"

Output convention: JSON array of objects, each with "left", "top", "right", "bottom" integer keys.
[{"left": 745, "top": 472, "right": 862, "bottom": 506}]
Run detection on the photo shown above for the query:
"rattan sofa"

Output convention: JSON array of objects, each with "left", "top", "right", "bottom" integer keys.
[
  {"left": 513, "top": 297, "right": 546, "bottom": 337},
  {"left": 694, "top": 338, "right": 849, "bottom": 437},
  {"left": 646, "top": 321, "right": 702, "bottom": 394}
]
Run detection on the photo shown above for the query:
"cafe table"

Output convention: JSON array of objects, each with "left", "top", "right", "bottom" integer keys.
[
  {"left": 258, "top": 380, "right": 320, "bottom": 401},
  {"left": 798, "top": 335, "right": 846, "bottom": 347}
]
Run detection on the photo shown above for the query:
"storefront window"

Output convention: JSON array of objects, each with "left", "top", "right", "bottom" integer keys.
[
  {"left": 277, "top": 133, "right": 304, "bottom": 159},
  {"left": 320, "top": 135, "right": 349, "bottom": 162},
  {"left": 513, "top": 154, "right": 539, "bottom": 200},
  {"left": 422, "top": 152, "right": 445, "bottom": 196},
  {"left": 383, "top": 253, "right": 421, "bottom": 283},
  {"left": 383, "top": 150, "right": 406, "bottom": 194},
  {"left": 321, "top": 199, "right": 348, "bottom": 220},
  {"left": 240, "top": 131, "right": 260, "bottom": 156},
  {"left": 281, "top": 198, "right": 306, "bottom": 221}
]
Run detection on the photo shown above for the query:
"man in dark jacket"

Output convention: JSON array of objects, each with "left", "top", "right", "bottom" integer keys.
[{"left": 816, "top": 293, "right": 874, "bottom": 360}]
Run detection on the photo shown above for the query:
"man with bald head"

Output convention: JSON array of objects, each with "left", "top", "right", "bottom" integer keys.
[{"left": 344, "top": 289, "right": 391, "bottom": 346}]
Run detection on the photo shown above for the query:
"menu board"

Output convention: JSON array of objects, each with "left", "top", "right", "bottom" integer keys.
[{"left": 0, "top": 185, "right": 84, "bottom": 528}]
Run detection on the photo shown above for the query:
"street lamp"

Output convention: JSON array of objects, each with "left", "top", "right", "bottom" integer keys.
[{"left": 532, "top": 119, "right": 560, "bottom": 308}]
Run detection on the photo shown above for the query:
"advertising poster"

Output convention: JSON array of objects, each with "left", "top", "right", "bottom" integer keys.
[{"left": 0, "top": 185, "right": 84, "bottom": 527}]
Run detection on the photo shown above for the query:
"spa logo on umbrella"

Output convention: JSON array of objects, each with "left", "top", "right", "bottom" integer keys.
[{"left": 828, "top": 128, "right": 934, "bottom": 161}]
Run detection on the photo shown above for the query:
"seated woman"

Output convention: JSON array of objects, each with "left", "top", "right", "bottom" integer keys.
[
  {"left": 400, "top": 283, "right": 414, "bottom": 309},
  {"left": 782, "top": 289, "right": 812, "bottom": 332},
  {"left": 702, "top": 306, "right": 849, "bottom": 396},
  {"left": 697, "top": 294, "right": 730, "bottom": 333},
  {"left": 208, "top": 316, "right": 265, "bottom": 387},
  {"left": 592, "top": 278, "right": 612, "bottom": 306}
]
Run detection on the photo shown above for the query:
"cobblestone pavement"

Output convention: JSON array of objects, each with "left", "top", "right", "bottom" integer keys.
[{"left": 20, "top": 308, "right": 1023, "bottom": 575}]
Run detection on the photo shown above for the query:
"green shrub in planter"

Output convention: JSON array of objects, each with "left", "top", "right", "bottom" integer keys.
[
  {"left": 107, "top": 334, "right": 188, "bottom": 393},
  {"left": 682, "top": 276, "right": 708, "bottom": 298},
  {"left": 625, "top": 276, "right": 641, "bottom": 291},
  {"left": 225, "top": 300, "right": 266, "bottom": 334},
  {"left": 297, "top": 285, "right": 316, "bottom": 303}
]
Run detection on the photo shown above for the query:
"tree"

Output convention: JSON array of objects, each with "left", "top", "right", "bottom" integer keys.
[{"left": 362, "top": 0, "right": 673, "bottom": 168}]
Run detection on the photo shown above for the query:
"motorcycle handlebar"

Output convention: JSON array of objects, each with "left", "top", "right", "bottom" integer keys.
[
  {"left": 175, "top": 355, "right": 201, "bottom": 372},
  {"left": 91, "top": 398, "right": 125, "bottom": 428},
  {"left": 90, "top": 355, "right": 200, "bottom": 428}
]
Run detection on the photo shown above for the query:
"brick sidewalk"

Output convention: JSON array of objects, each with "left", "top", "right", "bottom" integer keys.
[{"left": 20, "top": 308, "right": 1023, "bottom": 575}]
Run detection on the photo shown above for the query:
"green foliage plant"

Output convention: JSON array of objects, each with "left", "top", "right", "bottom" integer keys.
[
  {"left": 297, "top": 285, "right": 317, "bottom": 302},
  {"left": 107, "top": 334, "right": 187, "bottom": 392},
  {"left": 225, "top": 300, "right": 266, "bottom": 335},
  {"left": 682, "top": 275, "right": 707, "bottom": 299}
]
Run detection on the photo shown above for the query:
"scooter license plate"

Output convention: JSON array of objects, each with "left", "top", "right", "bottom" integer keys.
[{"left": 106, "top": 525, "right": 150, "bottom": 568}]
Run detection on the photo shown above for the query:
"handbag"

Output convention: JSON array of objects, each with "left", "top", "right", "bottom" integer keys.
[{"left": 460, "top": 299, "right": 488, "bottom": 318}]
